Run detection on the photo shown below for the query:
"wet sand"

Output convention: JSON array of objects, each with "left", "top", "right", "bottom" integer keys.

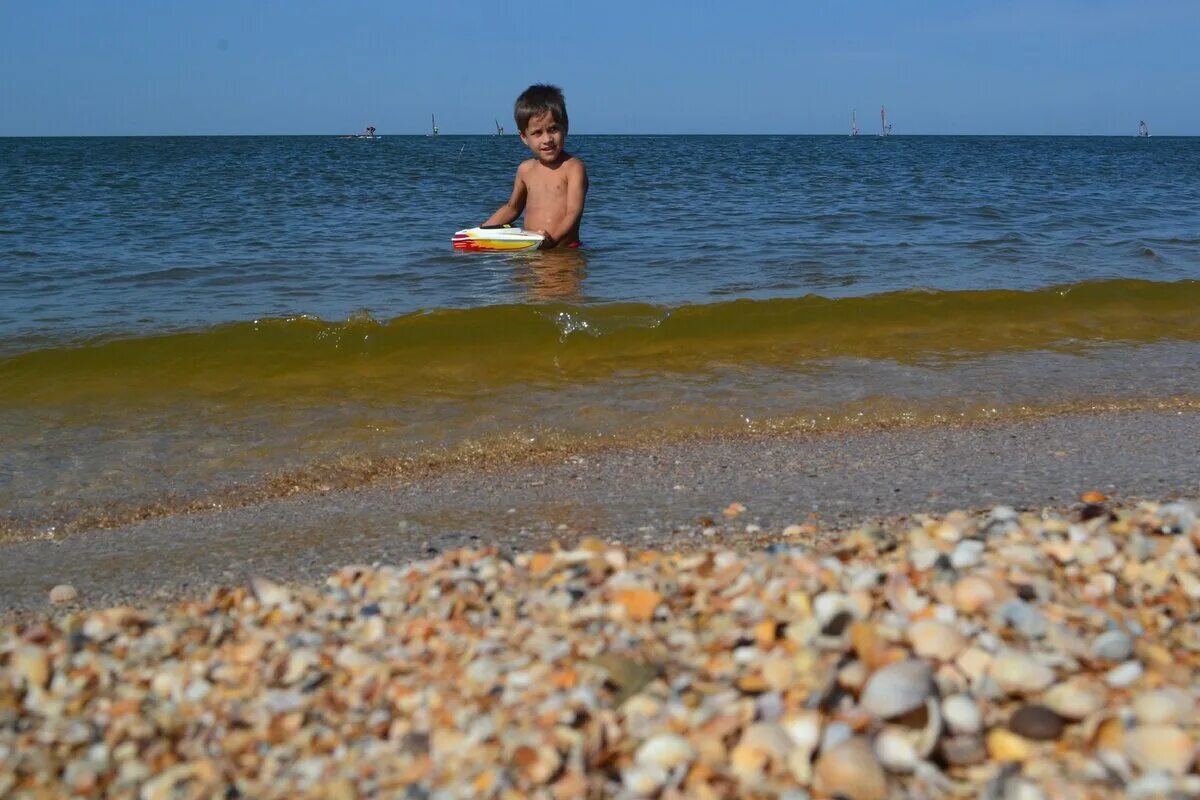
[{"left": 1, "top": 409, "right": 1197, "bottom": 613}]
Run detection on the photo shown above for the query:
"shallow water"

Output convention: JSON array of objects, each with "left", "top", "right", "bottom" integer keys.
[{"left": 1, "top": 135, "right": 1198, "bottom": 533}]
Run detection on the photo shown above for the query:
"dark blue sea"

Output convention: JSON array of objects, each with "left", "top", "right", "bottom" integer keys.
[{"left": 1, "top": 135, "right": 1198, "bottom": 534}]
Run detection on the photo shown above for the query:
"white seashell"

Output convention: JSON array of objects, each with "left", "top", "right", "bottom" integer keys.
[
  {"left": 622, "top": 763, "right": 667, "bottom": 796},
  {"left": 874, "top": 727, "right": 919, "bottom": 773},
  {"left": 909, "top": 620, "right": 967, "bottom": 661},
  {"left": 1125, "top": 725, "right": 1195, "bottom": 776},
  {"left": 1131, "top": 689, "right": 1192, "bottom": 725},
  {"left": 860, "top": 659, "right": 934, "bottom": 719},
  {"left": 989, "top": 652, "right": 1055, "bottom": 695},
  {"left": 1042, "top": 679, "right": 1108, "bottom": 720},
  {"left": 635, "top": 733, "right": 695, "bottom": 770}
]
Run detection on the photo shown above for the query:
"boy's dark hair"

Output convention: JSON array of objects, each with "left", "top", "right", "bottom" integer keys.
[{"left": 514, "top": 84, "right": 568, "bottom": 134}]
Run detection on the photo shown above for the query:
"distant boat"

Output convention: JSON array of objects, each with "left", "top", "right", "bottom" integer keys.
[
  {"left": 850, "top": 110, "right": 860, "bottom": 137},
  {"left": 338, "top": 125, "right": 380, "bottom": 140},
  {"left": 494, "top": 119, "right": 505, "bottom": 136},
  {"left": 427, "top": 114, "right": 439, "bottom": 137},
  {"left": 1138, "top": 120, "right": 1150, "bottom": 138},
  {"left": 880, "top": 106, "right": 893, "bottom": 137}
]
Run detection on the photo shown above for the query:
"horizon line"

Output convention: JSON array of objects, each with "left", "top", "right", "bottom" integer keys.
[{"left": 1, "top": 132, "right": 1191, "bottom": 139}]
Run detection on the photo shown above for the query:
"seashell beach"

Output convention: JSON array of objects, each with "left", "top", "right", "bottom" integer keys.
[{"left": 3, "top": 496, "right": 1199, "bottom": 798}]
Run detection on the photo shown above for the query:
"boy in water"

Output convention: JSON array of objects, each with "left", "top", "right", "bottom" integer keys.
[{"left": 482, "top": 84, "right": 587, "bottom": 248}]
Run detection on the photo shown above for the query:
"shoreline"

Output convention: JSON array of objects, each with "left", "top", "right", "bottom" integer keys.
[{"left": 1, "top": 407, "right": 1197, "bottom": 614}]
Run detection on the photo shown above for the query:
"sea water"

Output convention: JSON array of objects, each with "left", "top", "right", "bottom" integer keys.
[{"left": 2, "top": 135, "right": 1198, "bottom": 534}]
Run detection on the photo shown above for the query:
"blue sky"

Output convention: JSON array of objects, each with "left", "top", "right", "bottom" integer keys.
[{"left": 1, "top": 0, "right": 1196, "bottom": 136}]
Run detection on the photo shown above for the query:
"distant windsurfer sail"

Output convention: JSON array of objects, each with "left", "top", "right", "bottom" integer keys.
[
  {"left": 1138, "top": 120, "right": 1150, "bottom": 138},
  {"left": 880, "top": 106, "right": 893, "bottom": 137},
  {"left": 851, "top": 111, "right": 860, "bottom": 137}
]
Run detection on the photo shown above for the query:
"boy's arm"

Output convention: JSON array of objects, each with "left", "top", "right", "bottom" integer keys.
[
  {"left": 482, "top": 166, "right": 528, "bottom": 226},
  {"left": 537, "top": 160, "right": 588, "bottom": 248}
]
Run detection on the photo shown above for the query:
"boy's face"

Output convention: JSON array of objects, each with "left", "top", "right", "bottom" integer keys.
[{"left": 520, "top": 111, "right": 566, "bottom": 164}]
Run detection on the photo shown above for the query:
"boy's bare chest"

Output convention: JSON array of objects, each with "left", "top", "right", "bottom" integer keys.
[{"left": 526, "top": 169, "right": 569, "bottom": 200}]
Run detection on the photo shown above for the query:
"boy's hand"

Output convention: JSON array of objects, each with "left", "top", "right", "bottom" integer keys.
[{"left": 535, "top": 230, "right": 555, "bottom": 249}]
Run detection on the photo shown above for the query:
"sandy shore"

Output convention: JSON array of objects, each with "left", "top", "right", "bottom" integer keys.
[{"left": 1, "top": 409, "right": 1197, "bottom": 613}]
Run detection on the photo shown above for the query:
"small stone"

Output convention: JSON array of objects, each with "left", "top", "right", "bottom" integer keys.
[
  {"left": 950, "top": 540, "right": 985, "bottom": 569},
  {"left": 859, "top": 659, "right": 934, "bottom": 719},
  {"left": 952, "top": 575, "right": 996, "bottom": 613},
  {"left": 814, "top": 737, "right": 888, "bottom": 800},
  {"left": 1042, "top": 679, "right": 1108, "bottom": 720},
  {"left": 1131, "top": 689, "right": 1192, "bottom": 725},
  {"left": 1125, "top": 725, "right": 1195, "bottom": 776},
  {"left": 636, "top": 733, "right": 695, "bottom": 770},
  {"left": 613, "top": 588, "right": 662, "bottom": 622},
  {"left": 1008, "top": 705, "right": 1065, "bottom": 740},
  {"left": 942, "top": 694, "right": 983, "bottom": 735},
  {"left": 998, "top": 601, "right": 1048, "bottom": 639},
  {"left": 813, "top": 592, "right": 855, "bottom": 629},
  {"left": 783, "top": 712, "right": 822, "bottom": 755},
  {"left": 941, "top": 734, "right": 987, "bottom": 766},
  {"left": 987, "top": 729, "right": 1034, "bottom": 762},
  {"left": 908, "top": 620, "right": 967, "bottom": 662},
  {"left": 837, "top": 659, "right": 869, "bottom": 692},
  {"left": 762, "top": 656, "right": 794, "bottom": 692},
  {"left": 990, "top": 652, "right": 1055, "bottom": 695},
  {"left": 1127, "top": 773, "right": 1174, "bottom": 798},
  {"left": 1105, "top": 660, "right": 1144, "bottom": 688},
  {"left": 9, "top": 646, "right": 51, "bottom": 689},
  {"left": 1157, "top": 501, "right": 1197, "bottom": 535},
  {"left": 910, "top": 547, "right": 941, "bottom": 571},
  {"left": 622, "top": 763, "right": 667, "bottom": 796},
  {"left": 48, "top": 584, "right": 77, "bottom": 604},
  {"left": 821, "top": 721, "right": 854, "bottom": 754},
  {"left": 1090, "top": 630, "right": 1134, "bottom": 662}
]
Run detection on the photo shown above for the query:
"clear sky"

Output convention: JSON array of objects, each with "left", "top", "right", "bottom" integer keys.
[{"left": 2, "top": 0, "right": 1196, "bottom": 136}]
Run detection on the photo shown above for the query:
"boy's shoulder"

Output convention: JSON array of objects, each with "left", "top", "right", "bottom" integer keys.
[{"left": 519, "top": 155, "right": 586, "bottom": 173}]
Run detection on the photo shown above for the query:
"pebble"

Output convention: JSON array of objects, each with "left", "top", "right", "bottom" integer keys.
[
  {"left": 1, "top": 497, "right": 1198, "bottom": 798},
  {"left": 942, "top": 694, "right": 983, "bottom": 734},
  {"left": 1090, "top": 630, "right": 1134, "bottom": 662},
  {"left": 1105, "top": 660, "right": 1144, "bottom": 688},
  {"left": 951, "top": 540, "right": 986, "bottom": 569},
  {"left": 1008, "top": 705, "right": 1065, "bottom": 740},
  {"left": 941, "top": 734, "right": 987, "bottom": 766},
  {"left": 999, "top": 600, "right": 1049, "bottom": 639},
  {"left": 987, "top": 728, "right": 1034, "bottom": 761}
]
